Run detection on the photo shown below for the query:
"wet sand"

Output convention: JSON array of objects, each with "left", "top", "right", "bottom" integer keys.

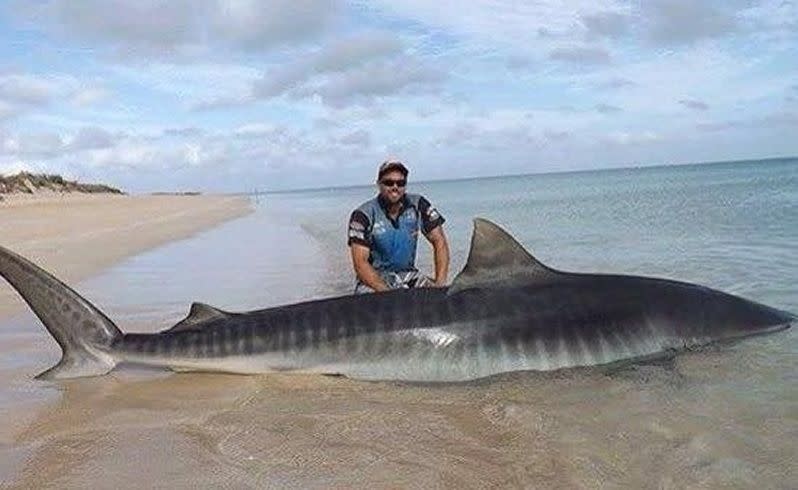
[
  {"left": 3, "top": 347, "right": 795, "bottom": 489},
  {"left": 0, "top": 193, "right": 252, "bottom": 319}
]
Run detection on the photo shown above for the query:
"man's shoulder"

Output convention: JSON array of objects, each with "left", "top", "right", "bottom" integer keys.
[
  {"left": 404, "top": 193, "right": 425, "bottom": 206},
  {"left": 352, "top": 196, "right": 379, "bottom": 213},
  {"left": 357, "top": 195, "right": 380, "bottom": 207},
  {"left": 350, "top": 197, "right": 380, "bottom": 224}
]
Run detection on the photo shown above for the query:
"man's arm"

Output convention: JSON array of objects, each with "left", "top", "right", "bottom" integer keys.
[
  {"left": 425, "top": 226, "right": 449, "bottom": 287},
  {"left": 347, "top": 209, "right": 388, "bottom": 292},
  {"left": 417, "top": 196, "right": 449, "bottom": 287},
  {"left": 350, "top": 243, "right": 389, "bottom": 292}
]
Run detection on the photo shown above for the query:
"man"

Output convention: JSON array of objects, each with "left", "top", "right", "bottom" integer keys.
[{"left": 348, "top": 159, "right": 450, "bottom": 293}]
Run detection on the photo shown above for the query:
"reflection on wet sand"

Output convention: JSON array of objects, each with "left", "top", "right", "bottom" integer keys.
[{"left": 5, "top": 337, "right": 795, "bottom": 488}]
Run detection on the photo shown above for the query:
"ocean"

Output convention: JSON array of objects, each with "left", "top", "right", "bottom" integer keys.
[{"left": 1, "top": 158, "right": 796, "bottom": 487}]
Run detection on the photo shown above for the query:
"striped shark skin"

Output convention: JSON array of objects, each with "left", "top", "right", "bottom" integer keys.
[{"left": 0, "top": 219, "right": 793, "bottom": 381}]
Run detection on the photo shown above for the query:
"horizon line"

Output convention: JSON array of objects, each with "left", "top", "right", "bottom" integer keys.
[{"left": 254, "top": 154, "right": 797, "bottom": 195}]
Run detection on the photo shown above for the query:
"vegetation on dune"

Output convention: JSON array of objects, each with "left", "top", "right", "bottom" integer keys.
[{"left": 0, "top": 172, "right": 124, "bottom": 195}]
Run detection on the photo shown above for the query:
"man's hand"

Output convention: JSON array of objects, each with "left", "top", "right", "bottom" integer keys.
[
  {"left": 350, "top": 243, "right": 389, "bottom": 292},
  {"left": 425, "top": 226, "right": 450, "bottom": 288}
]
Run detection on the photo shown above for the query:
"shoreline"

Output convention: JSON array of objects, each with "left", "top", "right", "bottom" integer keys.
[{"left": 0, "top": 192, "right": 253, "bottom": 319}]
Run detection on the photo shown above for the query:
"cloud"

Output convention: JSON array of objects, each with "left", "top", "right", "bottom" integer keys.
[
  {"left": 233, "top": 122, "right": 281, "bottom": 137},
  {"left": 548, "top": 46, "right": 611, "bottom": 65},
  {"left": 596, "top": 77, "right": 636, "bottom": 90},
  {"left": 505, "top": 55, "right": 534, "bottom": 71},
  {"left": 543, "top": 129, "right": 570, "bottom": 141},
  {"left": 313, "top": 32, "right": 403, "bottom": 73},
  {"left": 762, "top": 111, "right": 798, "bottom": 127},
  {"left": 69, "top": 127, "right": 116, "bottom": 150},
  {"left": 163, "top": 127, "right": 205, "bottom": 138},
  {"left": 642, "top": 0, "right": 739, "bottom": 45},
  {"left": 251, "top": 64, "right": 309, "bottom": 99},
  {"left": 596, "top": 103, "right": 623, "bottom": 114},
  {"left": 582, "top": 11, "right": 629, "bottom": 39},
  {"left": 251, "top": 32, "right": 430, "bottom": 106},
  {"left": 698, "top": 111, "right": 798, "bottom": 132},
  {"left": 0, "top": 72, "right": 101, "bottom": 119},
  {"left": 304, "top": 57, "right": 445, "bottom": 107},
  {"left": 7, "top": 132, "right": 65, "bottom": 157},
  {"left": 0, "top": 74, "right": 58, "bottom": 105},
  {"left": 338, "top": 129, "right": 371, "bottom": 147},
  {"left": 17, "top": 0, "right": 339, "bottom": 58},
  {"left": 209, "top": 0, "right": 339, "bottom": 51},
  {"left": 696, "top": 121, "right": 744, "bottom": 132},
  {"left": 70, "top": 87, "right": 109, "bottom": 106},
  {"left": 0, "top": 129, "right": 13, "bottom": 152},
  {"left": 190, "top": 32, "right": 424, "bottom": 109},
  {"left": 0, "top": 100, "right": 18, "bottom": 121},
  {"left": 605, "top": 130, "right": 661, "bottom": 145},
  {"left": 679, "top": 99, "right": 710, "bottom": 111}
]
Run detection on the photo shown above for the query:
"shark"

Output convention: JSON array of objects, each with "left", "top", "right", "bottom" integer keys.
[{"left": 0, "top": 218, "right": 793, "bottom": 381}]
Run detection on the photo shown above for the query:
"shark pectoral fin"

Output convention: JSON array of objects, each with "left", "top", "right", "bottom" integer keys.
[
  {"left": 163, "top": 302, "right": 232, "bottom": 332},
  {"left": 448, "top": 218, "right": 561, "bottom": 295}
]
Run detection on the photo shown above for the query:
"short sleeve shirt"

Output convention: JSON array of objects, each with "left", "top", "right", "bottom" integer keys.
[{"left": 347, "top": 193, "right": 445, "bottom": 273}]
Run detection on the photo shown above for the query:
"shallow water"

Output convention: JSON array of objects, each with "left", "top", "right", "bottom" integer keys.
[{"left": 1, "top": 159, "right": 796, "bottom": 488}]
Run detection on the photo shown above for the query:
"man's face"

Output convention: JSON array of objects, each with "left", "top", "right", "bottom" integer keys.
[{"left": 378, "top": 170, "right": 407, "bottom": 205}]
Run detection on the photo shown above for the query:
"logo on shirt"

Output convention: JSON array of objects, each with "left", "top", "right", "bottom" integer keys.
[{"left": 373, "top": 221, "right": 387, "bottom": 235}]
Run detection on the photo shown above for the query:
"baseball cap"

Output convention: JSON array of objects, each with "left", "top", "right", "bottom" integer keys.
[{"left": 377, "top": 159, "right": 409, "bottom": 180}]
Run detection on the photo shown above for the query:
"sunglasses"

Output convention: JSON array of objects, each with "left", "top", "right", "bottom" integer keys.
[{"left": 380, "top": 179, "right": 407, "bottom": 188}]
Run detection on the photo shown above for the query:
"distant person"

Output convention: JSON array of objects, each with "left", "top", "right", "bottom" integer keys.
[{"left": 348, "top": 159, "right": 450, "bottom": 294}]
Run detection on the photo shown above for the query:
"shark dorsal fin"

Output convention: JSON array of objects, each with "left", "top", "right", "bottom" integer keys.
[
  {"left": 448, "top": 218, "right": 559, "bottom": 295},
  {"left": 164, "top": 302, "right": 231, "bottom": 333}
]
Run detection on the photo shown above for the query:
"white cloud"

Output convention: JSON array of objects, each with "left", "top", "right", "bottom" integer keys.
[
  {"left": 68, "top": 127, "right": 116, "bottom": 150},
  {"left": 582, "top": 11, "right": 629, "bottom": 39},
  {"left": 0, "top": 74, "right": 58, "bottom": 105},
  {"left": 209, "top": 0, "right": 339, "bottom": 51},
  {"left": 111, "top": 62, "right": 260, "bottom": 102},
  {"left": 605, "top": 130, "right": 661, "bottom": 145},
  {"left": 0, "top": 72, "right": 106, "bottom": 120},
  {"left": 18, "top": 0, "right": 339, "bottom": 58},
  {"left": 679, "top": 99, "right": 709, "bottom": 111},
  {"left": 0, "top": 100, "right": 18, "bottom": 121},
  {"left": 596, "top": 103, "right": 623, "bottom": 114},
  {"left": 303, "top": 57, "right": 445, "bottom": 107},
  {"left": 361, "top": 0, "right": 627, "bottom": 53},
  {"left": 640, "top": 0, "right": 740, "bottom": 45},
  {"left": 548, "top": 46, "right": 612, "bottom": 65},
  {"left": 12, "top": 132, "right": 65, "bottom": 157},
  {"left": 233, "top": 122, "right": 281, "bottom": 137},
  {"left": 596, "top": 77, "right": 636, "bottom": 90},
  {"left": 71, "top": 87, "right": 110, "bottom": 107},
  {"left": 245, "top": 32, "right": 444, "bottom": 108},
  {"left": 338, "top": 129, "right": 371, "bottom": 147}
]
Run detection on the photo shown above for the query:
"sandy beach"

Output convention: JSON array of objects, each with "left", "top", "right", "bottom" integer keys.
[{"left": 0, "top": 193, "right": 252, "bottom": 319}]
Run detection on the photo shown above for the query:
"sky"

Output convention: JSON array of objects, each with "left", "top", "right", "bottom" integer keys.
[{"left": 0, "top": 0, "right": 796, "bottom": 192}]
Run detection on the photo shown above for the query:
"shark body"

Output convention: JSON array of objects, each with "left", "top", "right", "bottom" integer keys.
[{"left": 0, "top": 219, "right": 792, "bottom": 381}]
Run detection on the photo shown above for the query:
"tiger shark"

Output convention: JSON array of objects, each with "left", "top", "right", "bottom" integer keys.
[{"left": 0, "top": 218, "right": 792, "bottom": 382}]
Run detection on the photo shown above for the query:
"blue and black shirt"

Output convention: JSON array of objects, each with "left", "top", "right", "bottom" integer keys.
[{"left": 347, "top": 193, "right": 445, "bottom": 273}]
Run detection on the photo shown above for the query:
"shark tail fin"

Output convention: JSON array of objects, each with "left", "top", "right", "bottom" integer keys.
[{"left": 0, "top": 245, "right": 122, "bottom": 380}]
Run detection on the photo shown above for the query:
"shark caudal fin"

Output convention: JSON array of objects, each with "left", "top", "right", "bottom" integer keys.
[{"left": 0, "top": 246, "right": 122, "bottom": 380}]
